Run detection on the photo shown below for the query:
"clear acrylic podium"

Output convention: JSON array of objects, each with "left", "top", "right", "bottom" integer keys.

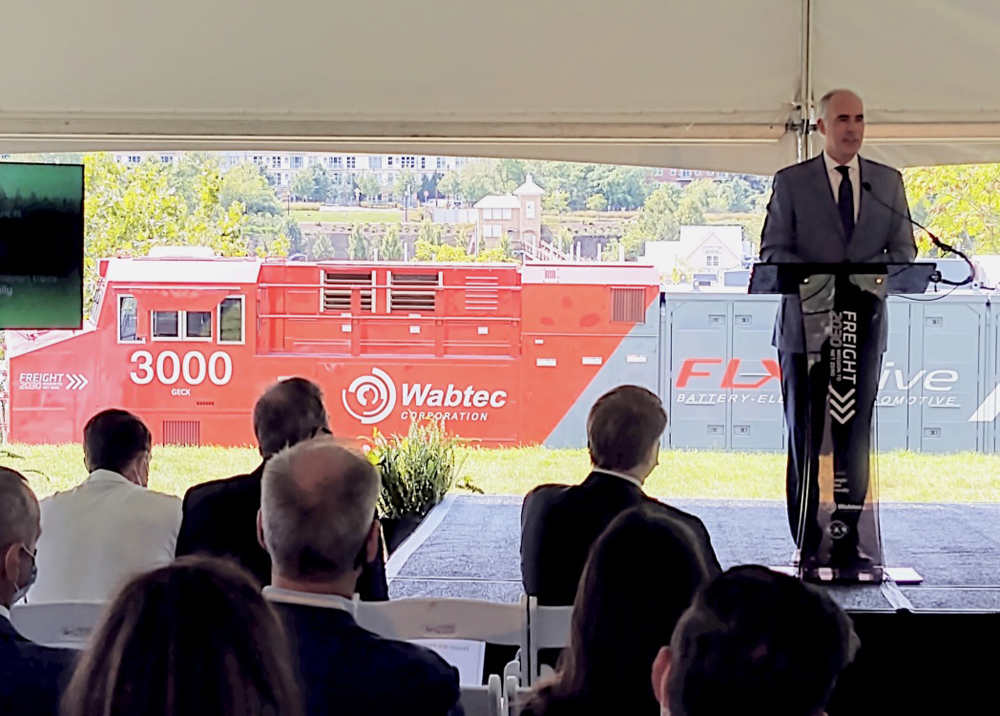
[{"left": 750, "top": 262, "right": 936, "bottom": 582}]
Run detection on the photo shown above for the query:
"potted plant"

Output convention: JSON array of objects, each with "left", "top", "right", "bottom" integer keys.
[{"left": 368, "top": 419, "right": 467, "bottom": 554}]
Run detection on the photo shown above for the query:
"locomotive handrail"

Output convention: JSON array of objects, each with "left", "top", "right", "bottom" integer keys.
[
  {"left": 257, "top": 313, "right": 520, "bottom": 322},
  {"left": 257, "top": 282, "right": 522, "bottom": 292}
]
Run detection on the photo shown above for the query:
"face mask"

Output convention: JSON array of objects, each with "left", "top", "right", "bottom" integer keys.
[{"left": 11, "top": 545, "right": 37, "bottom": 604}]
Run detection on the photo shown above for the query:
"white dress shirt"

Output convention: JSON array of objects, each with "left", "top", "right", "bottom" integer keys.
[
  {"left": 591, "top": 468, "right": 644, "bottom": 490},
  {"left": 263, "top": 586, "right": 355, "bottom": 613},
  {"left": 29, "top": 469, "right": 181, "bottom": 603},
  {"left": 0, "top": 605, "right": 9, "bottom": 621},
  {"left": 823, "top": 151, "right": 861, "bottom": 223}
]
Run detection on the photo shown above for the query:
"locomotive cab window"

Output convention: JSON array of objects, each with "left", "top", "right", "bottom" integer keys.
[
  {"left": 218, "top": 296, "right": 244, "bottom": 344},
  {"left": 185, "top": 311, "right": 213, "bottom": 341},
  {"left": 118, "top": 295, "right": 140, "bottom": 343},
  {"left": 152, "top": 311, "right": 180, "bottom": 339}
]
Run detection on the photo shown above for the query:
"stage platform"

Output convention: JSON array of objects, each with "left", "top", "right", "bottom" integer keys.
[{"left": 386, "top": 495, "right": 1000, "bottom": 611}]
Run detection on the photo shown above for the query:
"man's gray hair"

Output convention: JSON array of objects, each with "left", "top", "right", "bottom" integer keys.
[
  {"left": 261, "top": 438, "right": 380, "bottom": 581},
  {"left": 0, "top": 467, "right": 37, "bottom": 547},
  {"left": 817, "top": 88, "right": 860, "bottom": 122}
]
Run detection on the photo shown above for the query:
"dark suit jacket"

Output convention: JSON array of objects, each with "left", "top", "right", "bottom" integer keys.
[
  {"left": 759, "top": 154, "right": 917, "bottom": 353},
  {"left": 273, "top": 601, "right": 462, "bottom": 716},
  {"left": 0, "top": 616, "right": 75, "bottom": 716},
  {"left": 176, "top": 462, "right": 389, "bottom": 600},
  {"left": 520, "top": 471, "right": 722, "bottom": 605}
]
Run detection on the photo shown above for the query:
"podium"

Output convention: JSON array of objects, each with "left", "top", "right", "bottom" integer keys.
[{"left": 750, "top": 262, "right": 936, "bottom": 583}]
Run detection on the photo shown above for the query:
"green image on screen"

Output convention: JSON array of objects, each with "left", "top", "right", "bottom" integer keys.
[{"left": 0, "top": 162, "right": 84, "bottom": 329}]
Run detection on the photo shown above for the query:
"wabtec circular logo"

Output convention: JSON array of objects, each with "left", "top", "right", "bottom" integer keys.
[{"left": 341, "top": 368, "right": 397, "bottom": 425}]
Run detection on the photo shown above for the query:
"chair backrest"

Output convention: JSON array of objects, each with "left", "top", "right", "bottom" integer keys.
[
  {"left": 505, "top": 674, "right": 532, "bottom": 716},
  {"left": 354, "top": 594, "right": 529, "bottom": 682},
  {"left": 354, "top": 594, "right": 528, "bottom": 646},
  {"left": 527, "top": 597, "right": 573, "bottom": 685},
  {"left": 11, "top": 602, "right": 106, "bottom": 649},
  {"left": 461, "top": 674, "right": 502, "bottom": 716}
]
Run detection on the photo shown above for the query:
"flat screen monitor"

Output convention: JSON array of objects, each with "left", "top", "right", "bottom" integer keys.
[{"left": 0, "top": 162, "right": 84, "bottom": 329}]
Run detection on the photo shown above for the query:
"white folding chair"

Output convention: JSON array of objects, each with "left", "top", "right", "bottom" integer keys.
[
  {"left": 527, "top": 597, "right": 573, "bottom": 686},
  {"left": 10, "top": 602, "right": 106, "bottom": 649},
  {"left": 460, "top": 673, "right": 502, "bottom": 716},
  {"left": 504, "top": 674, "right": 532, "bottom": 716},
  {"left": 353, "top": 594, "right": 529, "bottom": 683}
]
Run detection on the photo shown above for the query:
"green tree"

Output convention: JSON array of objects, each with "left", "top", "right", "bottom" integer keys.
[
  {"left": 381, "top": 225, "right": 403, "bottom": 260},
  {"left": 219, "top": 163, "right": 282, "bottom": 215},
  {"left": 904, "top": 164, "right": 1000, "bottom": 255},
  {"left": 394, "top": 169, "right": 418, "bottom": 204},
  {"left": 677, "top": 195, "right": 705, "bottom": 226},
  {"left": 437, "top": 172, "right": 462, "bottom": 203},
  {"left": 586, "top": 194, "right": 608, "bottom": 212},
  {"left": 357, "top": 173, "right": 382, "bottom": 202},
  {"left": 554, "top": 227, "right": 574, "bottom": 254},
  {"left": 458, "top": 162, "right": 496, "bottom": 203},
  {"left": 311, "top": 234, "right": 334, "bottom": 260},
  {"left": 418, "top": 220, "right": 442, "bottom": 245},
  {"left": 347, "top": 224, "right": 369, "bottom": 260},
  {"left": 721, "top": 177, "right": 754, "bottom": 212},
  {"left": 543, "top": 190, "right": 570, "bottom": 215},
  {"left": 618, "top": 183, "right": 684, "bottom": 259},
  {"left": 291, "top": 164, "right": 333, "bottom": 203}
]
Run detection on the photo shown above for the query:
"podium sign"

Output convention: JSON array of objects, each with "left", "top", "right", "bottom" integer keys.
[{"left": 750, "top": 263, "right": 935, "bottom": 582}]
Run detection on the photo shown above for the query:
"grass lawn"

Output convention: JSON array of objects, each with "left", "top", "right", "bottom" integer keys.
[
  {"left": 290, "top": 209, "right": 405, "bottom": 224},
  {"left": 4, "top": 444, "right": 998, "bottom": 504}
]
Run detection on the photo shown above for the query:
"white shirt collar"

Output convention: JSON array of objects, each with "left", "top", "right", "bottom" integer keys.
[
  {"left": 0, "top": 605, "right": 9, "bottom": 622},
  {"left": 86, "top": 469, "right": 136, "bottom": 486},
  {"left": 262, "top": 585, "right": 355, "bottom": 614},
  {"left": 592, "top": 468, "right": 644, "bottom": 489},
  {"left": 823, "top": 150, "right": 860, "bottom": 174}
]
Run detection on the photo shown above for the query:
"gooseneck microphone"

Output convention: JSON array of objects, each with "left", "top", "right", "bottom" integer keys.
[{"left": 861, "top": 181, "right": 974, "bottom": 286}]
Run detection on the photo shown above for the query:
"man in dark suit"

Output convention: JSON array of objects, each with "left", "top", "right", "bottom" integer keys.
[
  {"left": 259, "top": 438, "right": 461, "bottom": 716},
  {"left": 0, "top": 468, "right": 75, "bottom": 716},
  {"left": 760, "top": 89, "right": 917, "bottom": 560},
  {"left": 176, "top": 377, "right": 388, "bottom": 600},
  {"left": 521, "top": 385, "right": 721, "bottom": 606}
]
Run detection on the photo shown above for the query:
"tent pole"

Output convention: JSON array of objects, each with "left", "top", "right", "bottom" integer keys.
[{"left": 797, "top": 0, "right": 815, "bottom": 162}]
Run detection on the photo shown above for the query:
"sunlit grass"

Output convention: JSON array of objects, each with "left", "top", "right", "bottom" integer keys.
[
  {"left": 290, "top": 209, "right": 405, "bottom": 224},
  {"left": 4, "top": 444, "right": 996, "bottom": 503}
]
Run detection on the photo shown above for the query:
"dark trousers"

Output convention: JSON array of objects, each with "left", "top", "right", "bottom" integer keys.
[{"left": 780, "top": 347, "right": 880, "bottom": 554}]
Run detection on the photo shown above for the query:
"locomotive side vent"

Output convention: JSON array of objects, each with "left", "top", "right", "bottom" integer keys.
[
  {"left": 389, "top": 272, "right": 438, "bottom": 312},
  {"left": 611, "top": 287, "right": 645, "bottom": 323},
  {"left": 163, "top": 420, "right": 201, "bottom": 446},
  {"left": 323, "top": 271, "right": 373, "bottom": 312},
  {"left": 464, "top": 275, "right": 500, "bottom": 311}
]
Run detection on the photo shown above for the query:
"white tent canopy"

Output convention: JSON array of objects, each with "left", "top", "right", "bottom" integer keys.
[{"left": 2, "top": 0, "right": 1000, "bottom": 173}]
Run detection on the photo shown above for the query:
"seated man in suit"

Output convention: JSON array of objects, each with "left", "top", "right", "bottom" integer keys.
[
  {"left": 0, "top": 468, "right": 75, "bottom": 716},
  {"left": 521, "top": 385, "right": 721, "bottom": 605},
  {"left": 176, "top": 377, "right": 387, "bottom": 599},
  {"left": 31, "top": 410, "right": 181, "bottom": 602},
  {"left": 652, "top": 566, "right": 858, "bottom": 716},
  {"left": 259, "top": 437, "right": 461, "bottom": 716}
]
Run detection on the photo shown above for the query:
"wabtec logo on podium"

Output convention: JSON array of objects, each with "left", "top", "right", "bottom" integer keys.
[{"left": 341, "top": 368, "right": 508, "bottom": 425}]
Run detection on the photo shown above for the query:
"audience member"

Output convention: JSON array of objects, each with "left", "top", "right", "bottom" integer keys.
[
  {"left": 521, "top": 385, "right": 720, "bottom": 605},
  {"left": 176, "top": 377, "right": 388, "bottom": 599},
  {"left": 260, "top": 437, "right": 462, "bottom": 716},
  {"left": 0, "top": 468, "right": 75, "bottom": 716},
  {"left": 521, "top": 504, "right": 716, "bottom": 716},
  {"left": 652, "top": 565, "right": 859, "bottom": 716},
  {"left": 30, "top": 410, "right": 180, "bottom": 602},
  {"left": 60, "top": 556, "right": 301, "bottom": 716}
]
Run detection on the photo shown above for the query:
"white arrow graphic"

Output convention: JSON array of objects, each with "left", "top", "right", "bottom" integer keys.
[
  {"left": 829, "top": 387, "right": 856, "bottom": 404},
  {"left": 831, "top": 409, "right": 857, "bottom": 425},
  {"left": 65, "top": 374, "right": 89, "bottom": 390}
]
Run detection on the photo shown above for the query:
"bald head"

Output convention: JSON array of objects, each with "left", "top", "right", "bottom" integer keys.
[
  {"left": 0, "top": 467, "right": 39, "bottom": 548},
  {"left": 817, "top": 89, "right": 865, "bottom": 164},
  {"left": 261, "top": 438, "right": 380, "bottom": 582}
]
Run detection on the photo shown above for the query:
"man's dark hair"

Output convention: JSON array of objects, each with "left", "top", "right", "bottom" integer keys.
[
  {"left": 83, "top": 409, "right": 152, "bottom": 475},
  {"left": 666, "top": 566, "right": 859, "bottom": 716},
  {"left": 586, "top": 385, "right": 667, "bottom": 471},
  {"left": 0, "top": 467, "right": 36, "bottom": 547},
  {"left": 253, "top": 378, "right": 329, "bottom": 458}
]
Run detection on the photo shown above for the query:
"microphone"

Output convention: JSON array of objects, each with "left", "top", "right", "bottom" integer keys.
[{"left": 861, "top": 181, "right": 974, "bottom": 287}]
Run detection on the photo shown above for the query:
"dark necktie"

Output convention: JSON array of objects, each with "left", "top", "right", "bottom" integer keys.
[{"left": 836, "top": 165, "right": 855, "bottom": 238}]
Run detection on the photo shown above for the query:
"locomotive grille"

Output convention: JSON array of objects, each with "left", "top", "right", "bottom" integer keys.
[
  {"left": 323, "top": 271, "right": 373, "bottom": 312},
  {"left": 389, "top": 272, "right": 438, "bottom": 312},
  {"left": 163, "top": 420, "right": 201, "bottom": 446},
  {"left": 611, "top": 287, "right": 645, "bottom": 323}
]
